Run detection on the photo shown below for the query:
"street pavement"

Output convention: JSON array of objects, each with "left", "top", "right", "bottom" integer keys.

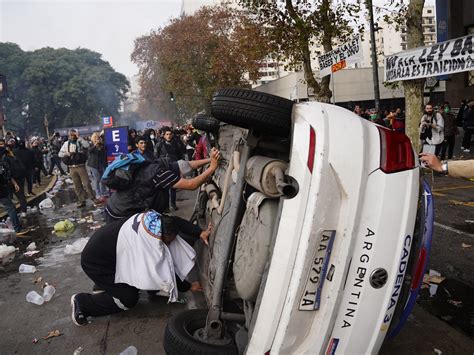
[{"left": 0, "top": 166, "right": 473, "bottom": 354}]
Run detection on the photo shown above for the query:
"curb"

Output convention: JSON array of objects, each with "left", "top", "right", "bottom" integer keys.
[{"left": 0, "top": 174, "right": 59, "bottom": 220}]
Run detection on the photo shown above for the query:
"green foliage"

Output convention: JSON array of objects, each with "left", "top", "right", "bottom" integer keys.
[
  {"left": 0, "top": 43, "right": 129, "bottom": 137},
  {"left": 131, "top": 4, "right": 271, "bottom": 122},
  {"left": 239, "top": 0, "right": 363, "bottom": 102}
]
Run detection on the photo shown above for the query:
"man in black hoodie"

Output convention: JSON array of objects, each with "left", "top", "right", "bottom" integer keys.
[{"left": 14, "top": 140, "right": 36, "bottom": 196}]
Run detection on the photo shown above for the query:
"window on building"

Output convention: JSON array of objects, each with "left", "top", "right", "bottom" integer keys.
[
  {"left": 402, "top": 44, "right": 407, "bottom": 50},
  {"left": 427, "top": 9, "right": 432, "bottom": 14}
]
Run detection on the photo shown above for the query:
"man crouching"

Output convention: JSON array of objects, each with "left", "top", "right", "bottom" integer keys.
[{"left": 70, "top": 210, "right": 210, "bottom": 326}]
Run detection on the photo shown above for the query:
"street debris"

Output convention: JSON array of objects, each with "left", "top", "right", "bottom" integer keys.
[
  {"left": 465, "top": 219, "right": 474, "bottom": 224},
  {"left": 26, "top": 242, "right": 37, "bottom": 251},
  {"left": 43, "top": 285, "right": 56, "bottom": 302},
  {"left": 43, "top": 330, "right": 62, "bottom": 340},
  {"left": 423, "top": 274, "right": 446, "bottom": 285},
  {"left": 0, "top": 244, "right": 15, "bottom": 258},
  {"left": 461, "top": 243, "right": 472, "bottom": 249},
  {"left": 19, "top": 264, "right": 37, "bottom": 273},
  {"left": 26, "top": 290, "right": 44, "bottom": 305},
  {"left": 54, "top": 219, "right": 75, "bottom": 232},
  {"left": 32, "top": 338, "right": 39, "bottom": 344},
  {"left": 433, "top": 348, "right": 442, "bottom": 355},
  {"left": 65, "top": 178, "right": 74, "bottom": 185},
  {"left": 89, "top": 225, "right": 101, "bottom": 231},
  {"left": 24, "top": 250, "right": 40, "bottom": 257},
  {"left": 32, "top": 276, "right": 43, "bottom": 284},
  {"left": 119, "top": 345, "right": 138, "bottom": 355},
  {"left": 73, "top": 346, "right": 84, "bottom": 355},
  {"left": 39, "top": 198, "right": 54, "bottom": 210},
  {"left": 64, "top": 238, "right": 89, "bottom": 255}
]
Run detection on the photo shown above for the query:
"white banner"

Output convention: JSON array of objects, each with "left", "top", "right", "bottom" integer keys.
[
  {"left": 317, "top": 36, "right": 363, "bottom": 78},
  {"left": 384, "top": 34, "right": 474, "bottom": 82}
]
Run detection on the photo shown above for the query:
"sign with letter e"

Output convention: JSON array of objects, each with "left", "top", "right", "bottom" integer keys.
[
  {"left": 104, "top": 126, "right": 129, "bottom": 163},
  {"left": 102, "top": 116, "right": 113, "bottom": 127}
]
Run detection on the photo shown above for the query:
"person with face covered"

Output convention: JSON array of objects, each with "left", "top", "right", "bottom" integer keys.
[
  {"left": 59, "top": 129, "right": 100, "bottom": 207},
  {"left": 70, "top": 211, "right": 211, "bottom": 326},
  {"left": 420, "top": 103, "right": 444, "bottom": 155}
]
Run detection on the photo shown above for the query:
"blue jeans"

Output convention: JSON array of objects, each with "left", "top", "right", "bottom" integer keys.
[
  {"left": 89, "top": 167, "right": 108, "bottom": 197},
  {"left": 0, "top": 195, "right": 21, "bottom": 232}
]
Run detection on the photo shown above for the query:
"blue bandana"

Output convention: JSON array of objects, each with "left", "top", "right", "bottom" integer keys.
[{"left": 142, "top": 211, "right": 162, "bottom": 238}]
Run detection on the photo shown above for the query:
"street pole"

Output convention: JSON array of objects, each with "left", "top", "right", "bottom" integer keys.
[{"left": 367, "top": 0, "right": 381, "bottom": 112}]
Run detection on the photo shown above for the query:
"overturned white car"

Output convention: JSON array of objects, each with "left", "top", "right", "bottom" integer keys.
[{"left": 164, "top": 88, "right": 434, "bottom": 354}]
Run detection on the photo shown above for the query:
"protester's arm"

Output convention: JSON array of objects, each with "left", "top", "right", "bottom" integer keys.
[
  {"left": 188, "top": 158, "right": 211, "bottom": 170},
  {"left": 172, "top": 149, "right": 220, "bottom": 190},
  {"left": 419, "top": 153, "right": 474, "bottom": 179}
]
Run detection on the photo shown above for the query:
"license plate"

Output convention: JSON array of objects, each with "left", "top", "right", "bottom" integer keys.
[{"left": 299, "top": 230, "right": 336, "bottom": 311}]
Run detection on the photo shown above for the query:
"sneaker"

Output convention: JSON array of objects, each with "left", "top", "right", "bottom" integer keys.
[
  {"left": 16, "top": 228, "right": 30, "bottom": 236},
  {"left": 92, "top": 284, "right": 105, "bottom": 294},
  {"left": 463, "top": 149, "right": 470, "bottom": 153},
  {"left": 70, "top": 294, "right": 88, "bottom": 326},
  {"left": 76, "top": 201, "right": 86, "bottom": 208}
]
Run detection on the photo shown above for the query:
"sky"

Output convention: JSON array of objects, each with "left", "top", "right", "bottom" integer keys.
[
  {"left": 0, "top": 0, "right": 436, "bottom": 79},
  {"left": 0, "top": 0, "right": 183, "bottom": 78}
]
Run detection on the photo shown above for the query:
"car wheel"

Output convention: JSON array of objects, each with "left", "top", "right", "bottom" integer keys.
[
  {"left": 164, "top": 309, "right": 238, "bottom": 355},
  {"left": 192, "top": 114, "right": 220, "bottom": 132},
  {"left": 211, "top": 88, "right": 294, "bottom": 137}
]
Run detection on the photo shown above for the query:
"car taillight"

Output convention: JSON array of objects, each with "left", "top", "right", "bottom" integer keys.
[
  {"left": 378, "top": 126, "right": 415, "bottom": 173},
  {"left": 307, "top": 126, "right": 316, "bottom": 172}
]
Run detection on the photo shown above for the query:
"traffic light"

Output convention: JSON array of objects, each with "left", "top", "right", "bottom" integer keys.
[{"left": 169, "top": 92, "right": 175, "bottom": 102}]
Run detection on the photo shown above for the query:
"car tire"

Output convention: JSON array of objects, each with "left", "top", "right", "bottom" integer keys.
[
  {"left": 211, "top": 88, "right": 294, "bottom": 137},
  {"left": 164, "top": 309, "right": 238, "bottom": 355},
  {"left": 192, "top": 114, "right": 220, "bottom": 132}
]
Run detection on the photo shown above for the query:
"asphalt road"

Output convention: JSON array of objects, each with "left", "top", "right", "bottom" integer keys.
[{"left": 0, "top": 169, "right": 473, "bottom": 354}]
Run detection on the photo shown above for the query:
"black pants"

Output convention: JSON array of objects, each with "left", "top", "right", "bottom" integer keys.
[
  {"left": 440, "top": 135, "right": 455, "bottom": 160},
  {"left": 462, "top": 128, "right": 472, "bottom": 150},
  {"left": 25, "top": 170, "right": 33, "bottom": 194},
  {"left": 33, "top": 163, "right": 47, "bottom": 184},
  {"left": 48, "top": 156, "right": 66, "bottom": 175},
  {"left": 12, "top": 176, "right": 27, "bottom": 213}
]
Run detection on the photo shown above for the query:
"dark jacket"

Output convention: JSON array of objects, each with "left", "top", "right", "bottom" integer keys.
[
  {"left": 88, "top": 144, "right": 107, "bottom": 171},
  {"left": 14, "top": 147, "right": 35, "bottom": 171},
  {"left": 463, "top": 107, "right": 474, "bottom": 130},
  {"left": 442, "top": 112, "right": 457, "bottom": 137},
  {"left": 155, "top": 138, "right": 185, "bottom": 162},
  {"left": 31, "top": 146, "right": 44, "bottom": 168},
  {"left": 5, "top": 154, "right": 26, "bottom": 179}
]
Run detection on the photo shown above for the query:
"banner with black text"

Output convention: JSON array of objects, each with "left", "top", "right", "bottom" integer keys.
[
  {"left": 318, "top": 36, "right": 363, "bottom": 78},
  {"left": 384, "top": 34, "right": 473, "bottom": 82}
]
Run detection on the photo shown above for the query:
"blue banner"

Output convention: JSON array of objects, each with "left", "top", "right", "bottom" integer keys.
[
  {"left": 436, "top": 0, "right": 449, "bottom": 80},
  {"left": 104, "top": 126, "right": 129, "bottom": 163}
]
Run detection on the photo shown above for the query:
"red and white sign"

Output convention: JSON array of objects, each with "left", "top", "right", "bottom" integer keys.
[{"left": 102, "top": 116, "right": 113, "bottom": 127}]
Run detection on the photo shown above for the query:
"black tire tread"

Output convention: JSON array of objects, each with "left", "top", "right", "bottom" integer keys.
[
  {"left": 164, "top": 309, "right": 238, "bottom": 355},
  {"left": 211, "top": 88, "right": 293, "bottom": 137},
  {"left": 192, "top": 114, "right": 220, "bottom": 132}
]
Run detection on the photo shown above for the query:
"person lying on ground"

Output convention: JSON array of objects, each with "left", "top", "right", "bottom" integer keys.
[
  {"left": 419, "top": 153, "right": 474, "bottom": 179},
  {"left": 71, "top": 210, "right": 212, "bottom": 326},
  {"left": 104, "top": 147, "right": 221, "bottom": 223}
]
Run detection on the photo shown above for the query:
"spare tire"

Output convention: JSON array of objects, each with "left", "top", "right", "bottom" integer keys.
[
  {"left": 192, "top": 114, "right": 220, "bottom": 132},
  {"left": 211, "top": 88, "right": 293, "bottom": 137},
  {"left": 164, "top": 309, "right": 238, "bottom": 355}
]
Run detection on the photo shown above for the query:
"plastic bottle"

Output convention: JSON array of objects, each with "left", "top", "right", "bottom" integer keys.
[
  {"left": 19, "top": 264, "right": 37, "bottom": 273},
  {"left": 26, "top": 291, "right": 44, "bottom": 305},
  {"left": 119, "top": 346, "right": 138, "bottom": 355},
  {"left": 43, "top": 285, "right": 56, "bottom": 302}
]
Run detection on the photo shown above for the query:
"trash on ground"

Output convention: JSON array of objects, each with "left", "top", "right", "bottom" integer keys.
[
  {"left": 24, "top": 250, "right": 40, "bottom": 257},
  {"left": 32, "top": 338, "right": 39, "bottom": 344},
  {"left": 423, "top": 274, "right": 446, "bottom": 285},
  {"left": 465, "top": 219, "right": 474, "bottom": 224},
  {"left": 19, "top": 264, "right": 37, "bottom": 273},
  {"left": 39, "top": 198, "right": 54, "bottom": 210},
  {"left": 54, "top": 220, "right": 75, "bottom": 233},
  {"left": 26, "top": 242, "right": 36, "bottom": 251},
  {"left": 119, "top": 345, "right": 138, "bottom": 355},
  {"left": 65, "top": 178, "right": 74, "bottom": 185},
  {"left": 461, "top": 243, "right": 472, "bottom": 249},
  {"left": 434, "top": 349, "right": 442, "bottom": 355},
  {"left": 42, "top": 330, "right": 62, "bottom": 340},
  {"left": 64, "top": 238, "right": 89, "bottom": 255},
  {"left": 26, "top": 290, "right": 44, "bottom": 305},
  {"left": 90, "top": 225, "right": 101, "bottom": 231},
  {"left": 32, "top": 276, "right": 43, "bottom": 284},
  {"left": 0, "top": 244, "right": 15, "bottom": 258},
  {"left": 0, "top": 228, "right": 14, "bottom": 235},
  {"left": 43, "top": 285, "right": 56, "bottom": 302},
  {"left": 73, "top": 346, "right": 84, "bottom": 355},
  {"left": 77, "top": 218, "right": 86, "bottom": 224}
]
